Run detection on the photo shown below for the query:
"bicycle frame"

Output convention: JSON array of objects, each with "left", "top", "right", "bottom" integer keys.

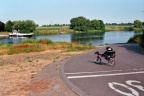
[{"left": 94, "top": 51, "right": 116, "bottom": 66}]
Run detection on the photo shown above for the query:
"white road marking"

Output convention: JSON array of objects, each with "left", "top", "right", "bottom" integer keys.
[
  {"left": 108, "top": 82, "right": 139, "bottom": 96},
  {"left": 65, "top": 70, "right": 123, "bottom": 75},
  {"left": 67, "top": 71, "right": 144, "bottom": 79},
  {"left": 66, "top": 68, "right": 144, "bottom": 75}
]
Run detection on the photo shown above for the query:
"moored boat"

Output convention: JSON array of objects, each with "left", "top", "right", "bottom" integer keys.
[{"left": 9, "top": 30, "right": 33, "bottom": 37}]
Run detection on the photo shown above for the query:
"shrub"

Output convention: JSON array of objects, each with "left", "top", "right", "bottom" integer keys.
[{"left": 128, "top": 34, "right": 141, "bottom": 43}]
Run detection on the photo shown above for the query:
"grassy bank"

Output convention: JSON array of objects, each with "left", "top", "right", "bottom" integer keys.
[
  {"left": 105, "top": 25, "right": 134, "bottom": 31},
  {"left": 36, "top": 26, "right": 138, "bottom": 35},
  {"left": 0, "top": 39, "right": 95, "bottom": 55},
  {"left": 36, "top": 26, "right": 74, "bottom": 35},
  {"left": 0, "top": 26, "right": 142, "bottom": 36}
]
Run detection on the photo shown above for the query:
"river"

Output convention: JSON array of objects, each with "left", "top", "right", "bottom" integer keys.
[{"left": 0, "top": 31, "right": 142, "bottom": 46}]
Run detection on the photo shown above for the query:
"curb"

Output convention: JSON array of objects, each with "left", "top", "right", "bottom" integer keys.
[{"left": 60, "top": 58, "right": 89, "bottom": 96}]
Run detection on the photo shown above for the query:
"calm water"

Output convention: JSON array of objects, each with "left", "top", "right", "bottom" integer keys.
[{"left": 0, "top": 31, "right": 142, "bottom": 46}]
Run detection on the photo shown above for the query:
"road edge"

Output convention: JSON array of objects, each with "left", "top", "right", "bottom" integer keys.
[{"left": 60, "top": 58, "right": 89, "bottom": 96}]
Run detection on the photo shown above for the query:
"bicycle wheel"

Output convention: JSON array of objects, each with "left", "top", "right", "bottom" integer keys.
[
  {"left": 95, "top": 57, "right": 101, "bottom": 64},
  {"left": 108, "top": 58, "right": 116, "bottom": 66}
]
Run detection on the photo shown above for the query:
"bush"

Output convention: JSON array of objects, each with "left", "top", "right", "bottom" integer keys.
[
  {"left": 128, "top": 34, "right": 141, "bottom": 43},
  {"left": 140, "top": 33, "right": 144, "bottom": 49}
]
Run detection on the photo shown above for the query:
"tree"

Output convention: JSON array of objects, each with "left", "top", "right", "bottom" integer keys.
[
  {"left": 5, "top": 20, "right": 14, "bottom": 32},
  {"left": 134, "top": 20, "right": 142, "bottom": 28},
  {"left": 0, "top": 21, "right": 5, "bottom": 32},
  {"left": 12, "top": 20, "right": 36, "bottom": 33},
  {"left": 70, "top": 16, "right": 105, "bottom": 32},
  {"left": 99, "top": 20, "right": 105, "bottom": 30},
  {"left": 90, "top": 19, "right": 100, "bottom": 30},
  {"left": 142, "top": 22, "right": 144, "bottom": 26},
  {"left": 70, "top": 16, "right": 90, "bottom": 31}
]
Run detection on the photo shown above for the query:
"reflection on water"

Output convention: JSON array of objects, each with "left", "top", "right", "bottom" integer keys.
[{"left": 0, "top": 31, "right": 142, "bottom": 46}]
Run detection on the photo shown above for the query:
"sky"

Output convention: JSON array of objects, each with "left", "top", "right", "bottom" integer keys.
[{"left": 0, "top": 0, "right": 144, "bottom": 26}]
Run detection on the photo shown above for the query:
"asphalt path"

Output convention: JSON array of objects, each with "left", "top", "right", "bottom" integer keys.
[{"left": 60, "top": 44, "right": 144, "bottom": 96}]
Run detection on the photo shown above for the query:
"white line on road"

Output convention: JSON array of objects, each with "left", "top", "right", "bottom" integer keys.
[
  {"left": 66, "top": 68, "right": 144, "bottom": 75},
  {"left": 65, "top": 70, "right": 123, "bottom": 75},
  {"left": 67, "top": 71, "right": 144, "bottom": 79}
]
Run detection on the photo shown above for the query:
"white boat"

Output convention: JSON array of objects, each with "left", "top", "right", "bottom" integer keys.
[{"left": 9, "top": 30, "right": 33, "bottom": 37}]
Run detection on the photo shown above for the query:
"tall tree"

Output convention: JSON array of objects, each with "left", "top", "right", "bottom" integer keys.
[
  {"left": 70, "top": 16, "right": 90, "bottom": 31},
  {"left": 90, "top": 19, "right": 100, "bottom": 30},
  {"left": 134, "top": 20, "right": 142, "bottom": 28},
  {"left": 99, "top": 20, "right": 105, "bottom": 30},
  {"left": 12, "top": 20, "right": 36, "bottom": 33},
  {"left": 5, "top": 20, "right": 13, "bottom": 32}
]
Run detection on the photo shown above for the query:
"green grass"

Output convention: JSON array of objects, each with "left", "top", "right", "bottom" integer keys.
[
  {"left": 36, "top": 26, "right": 74, "bottom": 35},
  {"left": 0, "top": 26, "right": 139, "bottom": 36},
  {"left": 105, "top": 26, "right": 134, "bottom": 31},
  {"left": 0, "top": 39, "right": 95, "bottom": 55},
  {"left": 134, "top": 28, "right": 143, "bottom": 32}
]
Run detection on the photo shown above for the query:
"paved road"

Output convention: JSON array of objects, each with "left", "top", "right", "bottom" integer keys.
[{"left": 60, "top": 44, "right": 144, "bottom": 96}]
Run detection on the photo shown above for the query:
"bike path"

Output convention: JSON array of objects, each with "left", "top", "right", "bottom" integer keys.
[{"left": 60, "top": 44, "right": 144, "bottom": 96}]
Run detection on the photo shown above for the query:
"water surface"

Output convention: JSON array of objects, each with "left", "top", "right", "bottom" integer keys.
[{"left": 0, "top": 31, "right": 142, "bottom": 46}]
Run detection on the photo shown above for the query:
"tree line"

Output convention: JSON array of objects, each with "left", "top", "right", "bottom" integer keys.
[
  {"left": 70, "top": 16, "right": 105, "bottom": 32},
  {"left": 0, "top": 20, "right": 37, "bottom": 33},
  {"left": 41, "top": 24, "right": 70, "bottom": 27},
  {"left": 0, "top": 19, "right": 144, "bottom": 33}
]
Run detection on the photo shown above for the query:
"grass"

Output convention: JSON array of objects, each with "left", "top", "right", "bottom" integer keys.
[
  {"left": 0, "top": 26, "right": 141, "bottom": 36},
  {"left": 105, "top": 26, "right": 134, "bottom": 31},
  {"left": 36, "top": 26, "right": 74, "bottom": 35},
  {"left": 0, "top": 39, "right": 95, "bottom": 55},
  {"left": 0, "top": 32, "right": 10, "bottom": 34},
  {"left": 134, "top": 28, "right": 143, "bottom": 32}
]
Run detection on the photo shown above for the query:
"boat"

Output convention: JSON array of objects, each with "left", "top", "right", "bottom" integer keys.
[{"left": 9, "top": 30, "right": 33, "bottom": 37}]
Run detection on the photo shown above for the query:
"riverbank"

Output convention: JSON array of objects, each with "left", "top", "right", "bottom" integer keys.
[
  {"left": 0, "top": 26, "right": 142, "bottom": 36},
  {"left": 0, "top": 34, "right": 9, "bottom": 38}
]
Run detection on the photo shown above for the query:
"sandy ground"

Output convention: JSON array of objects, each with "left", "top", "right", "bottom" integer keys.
[{"left": 0, "top": 49, "right": 88, "bottom": 96}]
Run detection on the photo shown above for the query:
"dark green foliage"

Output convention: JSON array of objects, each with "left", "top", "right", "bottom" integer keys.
[
  {"left": 13, "top": 20, "right": 36, "bottom": 33},
  {"left": 70, "top": 16, "right": 90, "bottom": 32},
  {"left": 0, "top": 21, "right": 5, "bottom": 31},
  {"left": 128, "top": 32, "right": 144, "bottom": 49},
  {"left": 5, "top": 20, "right": 13, "bottom": 32},
  {"left": 134, "top": 20, "right": 142, "bottom": 28},
  {"left": 70, "top": 16, "right": 105, "bottom": 32},
  {"left": 124, "top": 27, "right": 134, "bottom": 31},
  {"left": 98, "top": 20, "right": 105, "bottom": 30},
  {"left": 128, "top": 34, "right": 141, "bottom": 43},
  {"left": 140, "top": 31, "right": 144, "bottom": 49},
  {"left": 4, "top": 20, "right": 36, "bottom": 33}
]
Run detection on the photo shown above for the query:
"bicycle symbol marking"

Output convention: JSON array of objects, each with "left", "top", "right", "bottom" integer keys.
[{"left": 108, "top": 80, "right": 144, "bottom": 96}]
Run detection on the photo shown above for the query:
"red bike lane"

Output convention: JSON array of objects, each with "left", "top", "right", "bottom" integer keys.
[{"left": 60, "top": 44, "right": 144, "bottom": 96}]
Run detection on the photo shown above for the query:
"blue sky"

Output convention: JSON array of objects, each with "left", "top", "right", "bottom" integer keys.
[{"left": 0, "top": 0, "right": 144, "bottom": 26}]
